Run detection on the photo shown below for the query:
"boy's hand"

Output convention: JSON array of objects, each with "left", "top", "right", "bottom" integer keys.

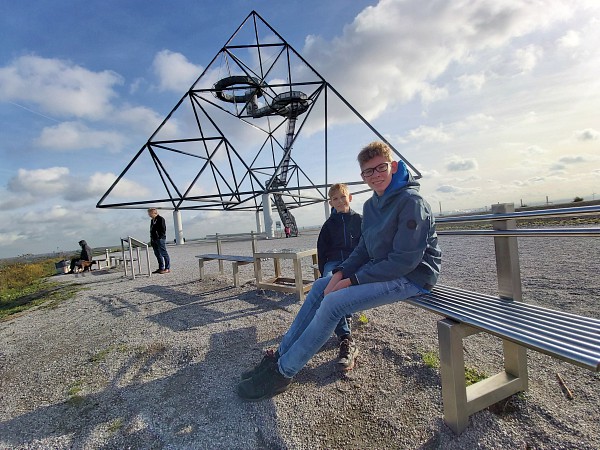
[{"left": 324, "top": 271, "right": 351, "bottom": 295}]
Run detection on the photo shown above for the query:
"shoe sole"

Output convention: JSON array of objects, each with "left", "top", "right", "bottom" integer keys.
[
  {"left": 338, "top": 348, "right": 359, "bottom": 371},
  {"left": 237, "top": 383, "right": 291, "bottom": 402}
]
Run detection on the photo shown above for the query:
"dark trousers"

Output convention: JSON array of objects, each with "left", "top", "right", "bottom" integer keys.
[{"left": 151, "top": 238, "right": 170, "bottom": 270}]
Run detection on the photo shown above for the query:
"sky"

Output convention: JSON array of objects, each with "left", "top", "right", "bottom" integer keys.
[{"left": 1, "top": 0, "right": 599, "bottom": 258}]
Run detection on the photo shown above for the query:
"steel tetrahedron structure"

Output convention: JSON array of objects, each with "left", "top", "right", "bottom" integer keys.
[{"left": 96, "top": 10, "right": 420, "bottom": 235}]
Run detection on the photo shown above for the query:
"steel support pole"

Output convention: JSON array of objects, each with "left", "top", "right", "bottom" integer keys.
[
  {"left": 173, "top": 209, "right": 184, "bottom": 245},
  {"left": 263, "top": 193, "right": 274, "bottom": 238}
]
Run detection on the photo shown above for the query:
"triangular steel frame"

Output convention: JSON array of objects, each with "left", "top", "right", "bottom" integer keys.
[{"left": 97, "top": 11, "right": 420, "bottom": 213}]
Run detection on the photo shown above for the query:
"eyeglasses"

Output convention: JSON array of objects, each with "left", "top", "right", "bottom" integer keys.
[{"left": 360, "top": 162, "right": 390, "bottom": 178}]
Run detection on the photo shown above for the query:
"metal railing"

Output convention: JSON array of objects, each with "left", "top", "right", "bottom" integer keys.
[
  {"left": 435, "top": 203, "right": 600, "bottom": 301},
  {"left": 120, "top": 236, "right": 151, "bottom": 279}
]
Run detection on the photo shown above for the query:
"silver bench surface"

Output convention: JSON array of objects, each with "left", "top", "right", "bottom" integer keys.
[{"left": 406, "top": 284, "right": 600, "bottom": 433}]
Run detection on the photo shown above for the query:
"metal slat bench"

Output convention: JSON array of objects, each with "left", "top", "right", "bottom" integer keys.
[
  {"left": 414, "top": 202, "right": 600, "bottom": 434},
  {"left": 407, "top": 285, "right": 600, "bottom": 433},
  {"left": 196, "top": 254, "right": 255, "bottom": 287}
]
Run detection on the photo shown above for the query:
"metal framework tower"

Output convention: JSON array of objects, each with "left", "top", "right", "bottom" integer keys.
[{"left": 96, "top": 11, "right": 420, "bottom": 235}]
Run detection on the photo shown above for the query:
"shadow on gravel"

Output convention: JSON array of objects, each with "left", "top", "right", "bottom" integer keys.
[
  {"left": 0, "top": 327, "right": 287, "bottom": 448},
  {"left": 142, "top": 285, "right": 298, "bottom": 332}
]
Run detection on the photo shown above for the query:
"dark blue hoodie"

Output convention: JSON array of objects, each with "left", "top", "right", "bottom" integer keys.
[
  {"left": 338, "top": 162, "right": 441, "bottom": 289},
  {"left": 317, "top": 208, "right": 362, "bottom": 275}
]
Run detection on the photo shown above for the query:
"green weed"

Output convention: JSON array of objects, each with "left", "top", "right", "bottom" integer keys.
[
  {"left": 422, "top": 351, "right": 439, "bottom": 369},
  {"left": 420, "top": 351, "right": 488, "bottom": 385},
  {"left": 107, "top": 418, "right": 124, "bottom": 433},
  {"left": 465, "top": 367, "right": 488, "bottom": 385}
]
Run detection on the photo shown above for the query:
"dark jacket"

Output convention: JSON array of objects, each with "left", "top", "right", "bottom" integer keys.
[
  {"left": 338, "top": 165, "right": 441, "bottom": 290},
  {"left": 317, "top": 208, "right": 362, "bottom": 275},
  {"left": 78, "top": 240, "right": 93, "bottom": 262},
  {"left": 150, "top": 215, "right": 167, "bottom": 242}
]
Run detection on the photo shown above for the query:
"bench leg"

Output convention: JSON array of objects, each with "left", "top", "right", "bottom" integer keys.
[
  {"left": 437, "top": 318, "right": 528, "bottom": 434},
  {"left": 293, "top": 258, "right": 304, "bottom": 301},
  {"left": 232, "top": 262, "right": 240, "bottom": 287},
  {"left": 198, "top": 259, "right": 205, "bottom": 280}
]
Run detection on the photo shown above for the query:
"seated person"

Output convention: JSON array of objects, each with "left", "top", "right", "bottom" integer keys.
[
  {"left": 317, "top": 183, "right": 363, "bottom": 370},
  {"left": 68, "top": 240, "right": 93, "bottom": 273}
]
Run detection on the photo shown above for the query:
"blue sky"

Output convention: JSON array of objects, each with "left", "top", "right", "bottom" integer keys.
[{"left": 1, "top": 0, "right": 599, "bottom": 258}]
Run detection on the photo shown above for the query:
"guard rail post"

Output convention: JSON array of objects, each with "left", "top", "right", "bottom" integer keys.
[
  {"left": 437, "top": 203, "right": 528, "bottom": 433},
  {"left": 216, "top": 233, "right": 224, "bottom": 275}
]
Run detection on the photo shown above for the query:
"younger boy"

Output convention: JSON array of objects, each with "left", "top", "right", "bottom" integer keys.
[
  {"left": 317, "top": 183, "right": 362, "bottom": 370},
  {"left": 237, "top": 141, "right": 441, "bottom": 401}
]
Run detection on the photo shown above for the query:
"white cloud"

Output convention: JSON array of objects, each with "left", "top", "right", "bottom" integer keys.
[
  {"left": 0, "top": 189, "right": 36, "bottom": 210},
  {"left": 522, "top": 145, "right": 546, "bottom": 155},
  {"left": 446, "top": 156, "right": 478, "bottom": 172},
  {"left": 0, "top": 55, "right": 122, "bottom": 119},
  {"left": 153, "top": 50, "right": 203, "bottom": 92},
  {"left": 574, "top": 128, "right": 600, "bottom": 141},
  {"left": 8, "top": 167, "right": 71, "bottom": 195},
  {"left": 303, "top": 0, "right": 571, "bottom": 121},
  {"left": 6, "top": 167, "right": 149, "bottom": 203},
  {"left": 558, "top": 155, "right": 588, "bottom": 164},
  {"left": 457, "top": 72, "right": 486, "bottom": 92},
  {"left": 557, "top": 30, "right": 581, "bottom": 48},
  {"left": 87, "top": 172, "right": 150, "bottom": 199},
  {"left": 512, "top": 44, "right": 543, "bottom": 74},
  {"left": 436, "top": 184, "right": 479, "bottom": 196},
  {"left": 408, "top": 125, "right": 451, "bottom": 143},
  {"left": 36, "top": 121, "right": 126, "bottom": 153}
]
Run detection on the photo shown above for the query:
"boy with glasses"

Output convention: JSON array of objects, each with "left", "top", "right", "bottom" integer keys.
[{"left": 237, "top": 141, "right": 441, "bottom": 400}]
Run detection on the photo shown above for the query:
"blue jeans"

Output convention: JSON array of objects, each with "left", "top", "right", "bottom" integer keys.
[
  {"left": 277, "top": 275, "right": 422, "bottom": 378},
  {"left": 322, "top": 261, "right": 351, "bottom": 338},
  {"left": 152, "top": 238, "right": 170, "bottom": 270}
]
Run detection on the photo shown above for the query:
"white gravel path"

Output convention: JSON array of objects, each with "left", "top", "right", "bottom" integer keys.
[{"left": 0, "top": 231, "right": 598, "bottom": 449}]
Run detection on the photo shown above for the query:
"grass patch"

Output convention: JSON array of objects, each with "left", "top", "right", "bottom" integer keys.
[
  {"left": 66, "top": 381, "right": 86, "bottom": 406},
  {"left": 356, "top": 313, "right": 368, "bottom": 324},
  {"left": 90, "top": 344, "right": 129, "bottom": 363},
  {"left": 107, "top": 418, "right": 124, "bottom": 433},
  {"left": 420, "top": 351, "right": 487, "bottom": 385},
  {"left": 68, "top": 381, "right": 84, "bottom": 397},
  {"left": 0, "top": 258, "right": 82, "bottom": 319},
  {"left": 422, "top": 351, "right": 440, "bottom": 369},
  {"left": 465, "top": 367, "right": 488, "bottom": 386}
]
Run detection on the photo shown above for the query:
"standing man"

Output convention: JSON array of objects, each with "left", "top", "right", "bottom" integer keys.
[{"left": 147, "top": 208, "right": 170, "bottom": 274}]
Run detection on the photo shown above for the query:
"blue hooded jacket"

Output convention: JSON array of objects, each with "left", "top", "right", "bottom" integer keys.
[{"left": 338, "top": 162, "right": 441, "bottom": 289}]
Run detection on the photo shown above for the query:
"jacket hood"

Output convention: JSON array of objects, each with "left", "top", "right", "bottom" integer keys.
[
  {"left": 79, "top": 240, "right": 87, "bottom": 246},
  {"left": 381, "top": 160, "right": 419, "bottom": 197}
]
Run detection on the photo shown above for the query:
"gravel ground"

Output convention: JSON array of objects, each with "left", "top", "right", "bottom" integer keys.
[{"left": 0, "top": 231, "right": 599, "bottom": 449}]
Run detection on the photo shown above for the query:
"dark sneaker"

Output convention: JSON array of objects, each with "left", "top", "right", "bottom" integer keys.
[
  {"left": 241, "top": 349, "right": 278, "bottom": 380},
  {"left": 152, "top": 269, "right": 162, "bottom": 274},
  {"left": 237, "top": 360, "right": 292, "bottom": 401},
  {"left": 338, "top": 338, "right": 358, "bottom": 371}
]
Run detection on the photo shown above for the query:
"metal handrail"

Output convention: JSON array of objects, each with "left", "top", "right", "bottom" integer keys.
[
  {"left": 437, "top": 204, "right": 600, "bottom": 224},
  {"left": 438, "top": 228, "right": 600, "bottom": 237},
  {"left": 120, "top": 236, "right": 151, "bottom": 279}
]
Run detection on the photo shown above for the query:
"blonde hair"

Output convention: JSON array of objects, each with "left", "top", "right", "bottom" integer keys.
[
  {"left": 147, "top": 207, "right": 158, "bottom": 213},
  {"left": 357, "top": 141, "right": 393, "bottom": 165},
  {"left": 328, "top": 183, "right": 349, "bottom": 198}
]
